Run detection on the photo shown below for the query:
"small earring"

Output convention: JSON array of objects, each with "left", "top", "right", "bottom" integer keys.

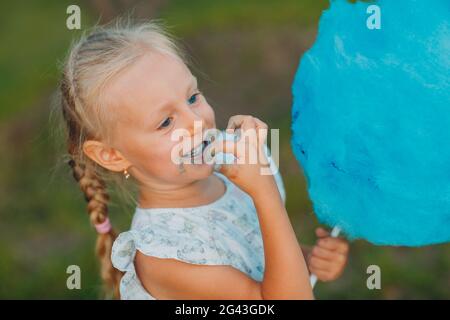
[
  {"left": 178, "top": 162, "right": 186, "bottom": 174},
  {"left": 123, "top": 169, "right": 130, "bottom": 179}
]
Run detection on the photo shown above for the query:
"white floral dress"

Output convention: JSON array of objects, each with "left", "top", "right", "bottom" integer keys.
[{"left": 111, "top": 161, "right": 286, "bottom": 300}]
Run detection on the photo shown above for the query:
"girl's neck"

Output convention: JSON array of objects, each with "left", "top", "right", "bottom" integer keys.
[{"left": 137, "top": 174, "right": 225, "bottom": 209}]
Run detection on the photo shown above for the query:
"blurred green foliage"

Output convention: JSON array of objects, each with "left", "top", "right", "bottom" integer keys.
[{"left": 0, "top": 0, "right": 448, "bottom": 299}]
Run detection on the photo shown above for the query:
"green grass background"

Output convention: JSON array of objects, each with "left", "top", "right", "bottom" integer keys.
[{"left": 0, "top": 0, "right": 448, "bottom": 299}]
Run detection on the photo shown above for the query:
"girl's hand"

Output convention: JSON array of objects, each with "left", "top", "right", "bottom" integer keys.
[
  {"left": 307, "top": 227, "right": 349, "bottom": 282},
  {"left": 206, "top": 115, "right": 276, "bottom": 199}
]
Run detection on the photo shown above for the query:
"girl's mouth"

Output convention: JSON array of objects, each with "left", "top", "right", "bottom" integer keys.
[{"left": 181, "top": 134, "right": 215, "bottom": 161}]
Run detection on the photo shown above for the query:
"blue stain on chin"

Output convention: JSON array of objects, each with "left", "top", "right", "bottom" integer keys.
[{"left": 290, "top": 0, "right": 450, "bottom": 246}]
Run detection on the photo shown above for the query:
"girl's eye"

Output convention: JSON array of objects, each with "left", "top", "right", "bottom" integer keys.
[
  {"left": 188, "top": 92, "right": 201, "bottom": 105},
  {"left": 158, "top": 117, "right": 172, "bottom": 129}
]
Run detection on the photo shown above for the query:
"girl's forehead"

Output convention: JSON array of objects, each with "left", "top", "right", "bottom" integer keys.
[{"left": 106, "top": 52, "right": 192, "bottom": 117}]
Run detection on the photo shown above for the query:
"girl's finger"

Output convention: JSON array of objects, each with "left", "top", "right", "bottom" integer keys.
[
  {"left": 238, "top": 117, "right": 264, "bottom": 146},
  {"left": 237, "top": 118, "right": 258, "bottom": 162},
  {"left": 315, "top": 227, "right": 330, "bottom": 238},
  {"left": 227, "top": 115, "right": 251, "bottom": 130},
  {"left": 332, "top": 239, "right": 349, "bottom": 255},
  {"left": 253, "top": 117, "right": 268, "bottom": 129},
  {"left": 252, "top": 118, "right": 268, "bottom": 146},
  {"left": 311, "top": 245, "right": 338, "bottom": 261},
  {"left": 251, "top": 118, "right": 269, "bottom": 166},
  {"left": 226, "top": 115, "right": 241, "bottom": 130},
  {"left": 224, "top": 115, "right": 267, "bottom": 165},
  {"left": 310, "top": 269, "right": 334, "bottom": 282},
  {"left": 337, "top": 240, "right": 349, "bottom": 255},
  {"left": 318, "top": 238, "right": 349, "bottom": 254},
  {"left": 309, "top": 256, "right": 332, "bottom": 271},
  {"left": 227, "top": 116, "right": 267, "bottom": 143},
  {"left": 240, "top": 116, "right": 257, "bottom": 132}
]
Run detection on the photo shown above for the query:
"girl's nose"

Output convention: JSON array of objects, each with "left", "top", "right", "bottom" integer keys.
[{"left": 182, "top": 108, "right": 205, "bottom": 136}]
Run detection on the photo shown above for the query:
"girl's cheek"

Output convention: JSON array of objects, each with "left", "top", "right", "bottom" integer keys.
[
  {"left": 140, "top": 146, "right": 179, "bottom": 176},
  {"left": 203, "top": 101, "right": 216, "bottom": 123},
  {"left": 154, "top": 140, "right": 181, "bottom": 168}
]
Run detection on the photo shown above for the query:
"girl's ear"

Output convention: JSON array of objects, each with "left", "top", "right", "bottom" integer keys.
[{"left": 82, "top": 140, "right": 130, "bottom": 172}]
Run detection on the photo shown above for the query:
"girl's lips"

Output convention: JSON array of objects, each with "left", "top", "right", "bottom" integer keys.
[{"left": 181, "top": 136, "right": 213, "bottom": 159}]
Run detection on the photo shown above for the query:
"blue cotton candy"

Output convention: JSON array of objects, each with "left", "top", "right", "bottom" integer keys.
[{"left": 291, "top": 0, "right": 450, "bottom": 246}]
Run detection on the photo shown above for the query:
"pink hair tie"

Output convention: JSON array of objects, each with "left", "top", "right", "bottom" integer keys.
[{"left": 94, "top": 217, "right": 112, "bottom": 234}]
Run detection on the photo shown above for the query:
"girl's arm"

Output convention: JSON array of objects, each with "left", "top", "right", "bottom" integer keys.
[
  {"left": 135, "top": 251, "right": 265, "bottom": 299},
  {"left": 216, "top": 115, "right": 313, "bottom": 298},
  {"left": 250, "top": 175, "right": 313, "bottom": 299}
]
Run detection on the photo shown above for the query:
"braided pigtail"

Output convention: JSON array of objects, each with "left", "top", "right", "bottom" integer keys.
[{"left": 68, "top": 158, "right": 122, "bottom": 298}]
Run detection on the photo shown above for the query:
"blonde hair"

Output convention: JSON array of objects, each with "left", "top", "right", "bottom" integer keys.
[{"left": 58, "top": 19, "right": 188, "bottom": 298}]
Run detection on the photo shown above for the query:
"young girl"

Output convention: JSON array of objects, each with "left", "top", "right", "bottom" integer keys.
[{"left": 59, "top": 20, "right": 349, "bottom": 300}]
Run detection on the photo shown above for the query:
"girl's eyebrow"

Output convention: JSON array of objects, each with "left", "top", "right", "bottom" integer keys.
[
  {"left": 154, "top": 76, "right": 198, "bottom": 114},
  {"left": 188, "top": 76, "right": 198, "bottom": 92}
]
